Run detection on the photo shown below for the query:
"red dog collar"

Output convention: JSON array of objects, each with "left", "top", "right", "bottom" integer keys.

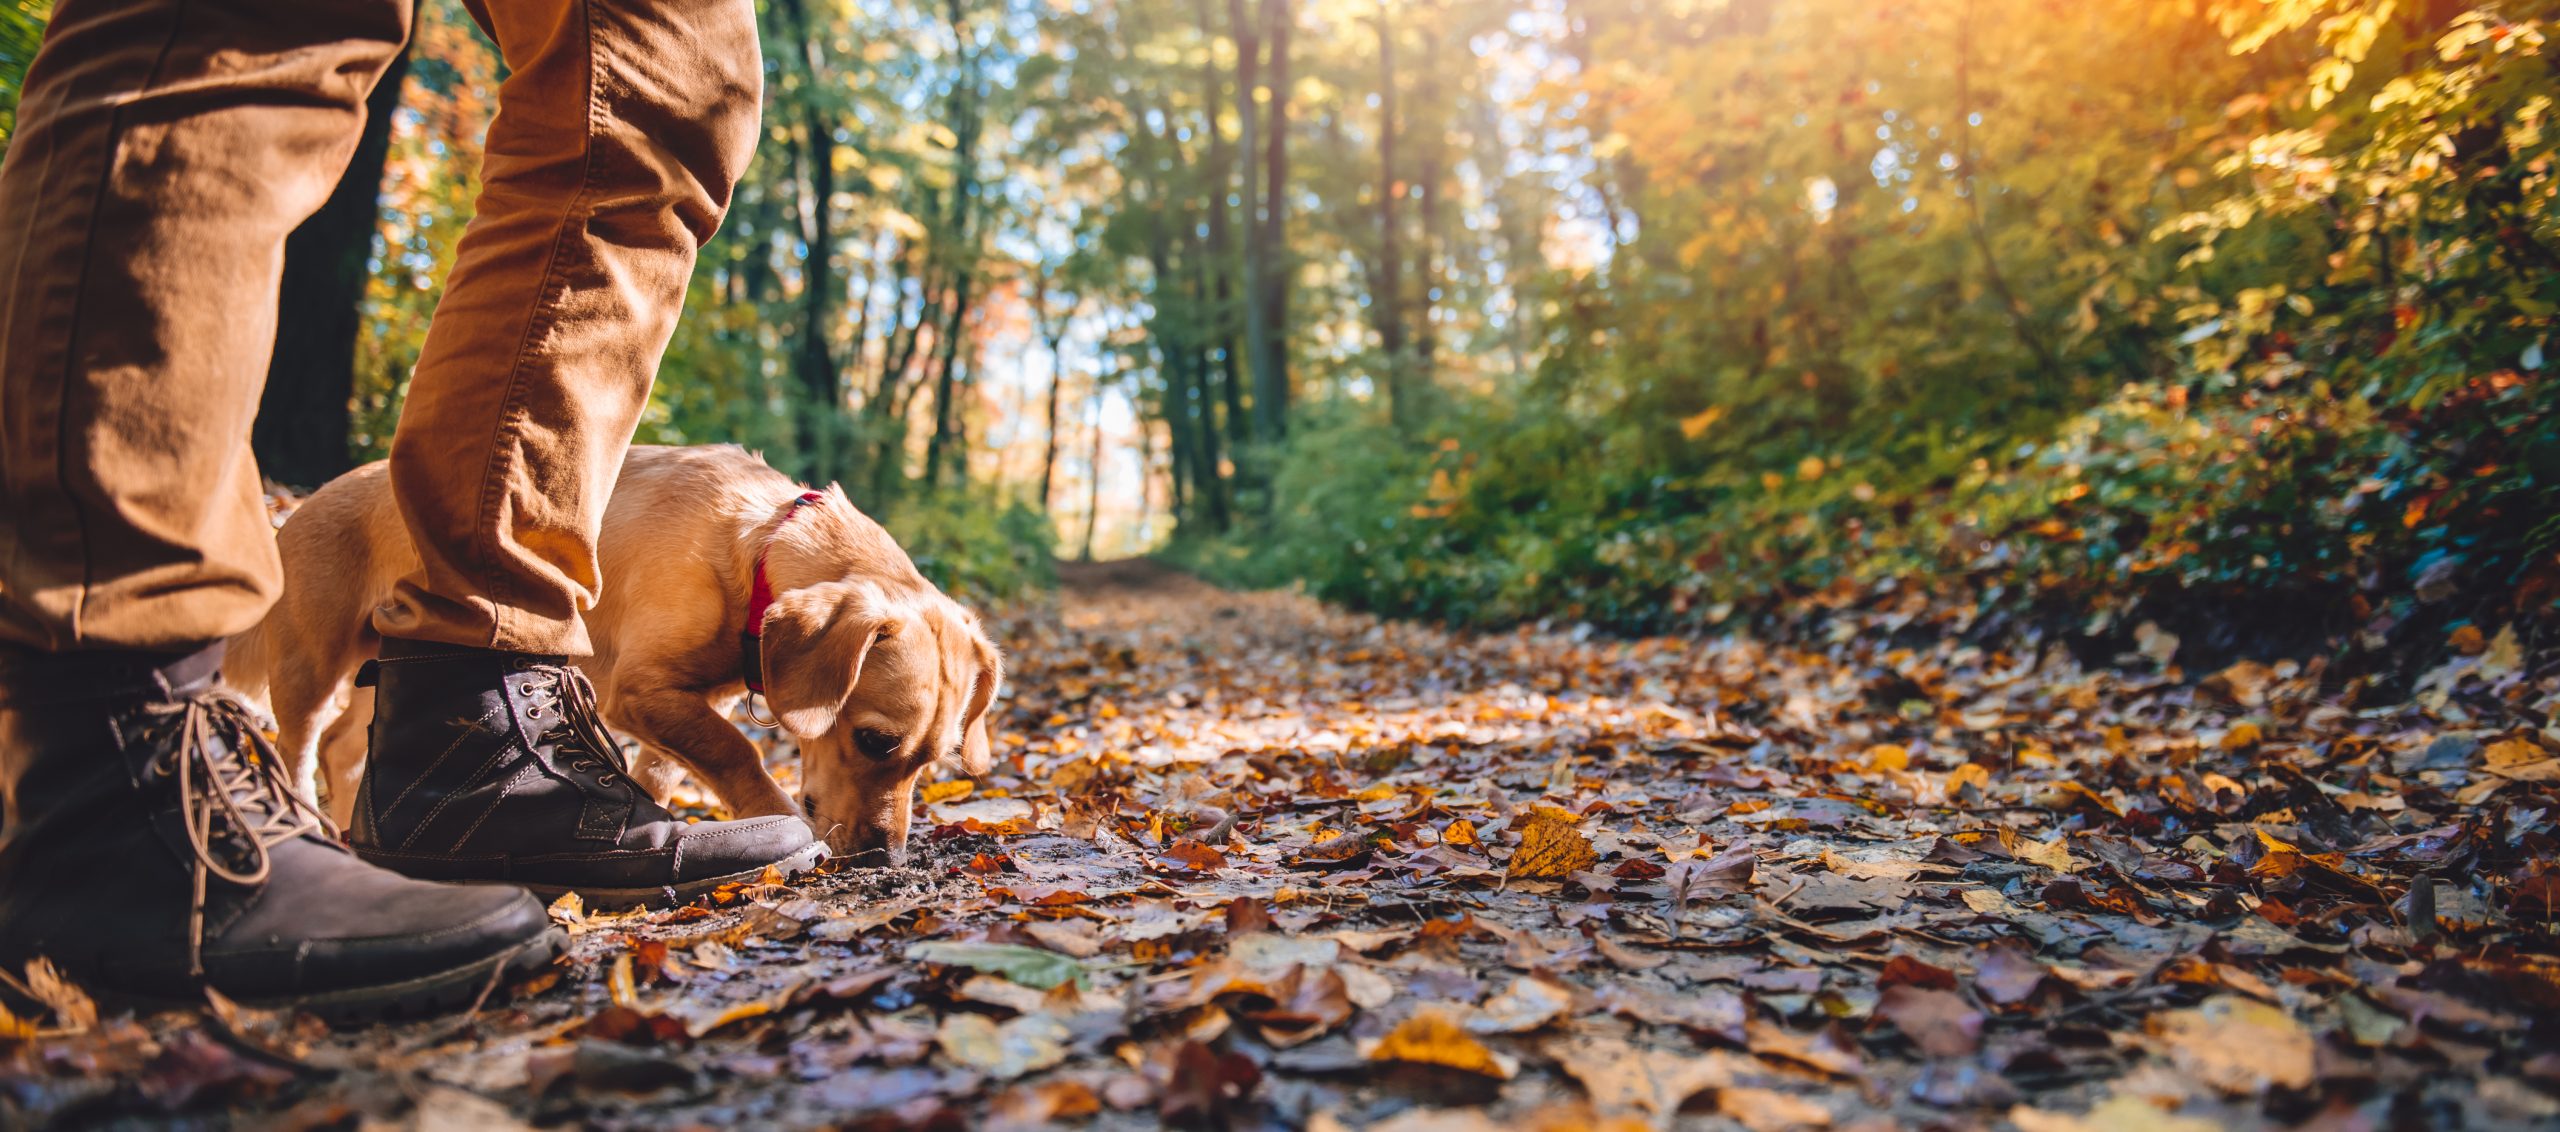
[{"left": 742, "top": 490, "right": 828, "bottom": 695}]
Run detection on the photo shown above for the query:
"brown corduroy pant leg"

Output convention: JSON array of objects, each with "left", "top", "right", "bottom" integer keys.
[{"left": 0, "top": 0, "right": 762, "bottom": 657}]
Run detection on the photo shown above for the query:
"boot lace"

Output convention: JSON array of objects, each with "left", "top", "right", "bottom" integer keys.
[
  {"left": 521, "top": 667, "right": 634, "bottom": 789},
  {"left": 160, "top": 692, "right": 326, "bottom": 975}
]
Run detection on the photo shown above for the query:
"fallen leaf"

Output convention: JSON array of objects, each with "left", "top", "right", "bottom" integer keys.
[
  {"left": 1875, "top": 985, "right": 1983, "bottom": 1058},
  {"left": 24, "top": 958, "right": 94, "bottom": 1033},
  {"left": 2014, "top": 836, "right": 2078, "bottom": 874},
  {"left": 1508, "top": 806, "right": 1600, "bottom": 879},
  {"left": 1719, "top": 1085, "right": 1832, "bottom": 1131},
  {"left": 909, "top": 941, "right": 1089, "bottom": 989},
  {"left": 2146, "top": 994, "right": 2313, "bottom": 1094},
  {"left": 1549, "top": 1034, "right": 1738, "bottom": 1116},
  {"left": 1746, "top": 1020, "right": 1863, "bottom": 1077},
  {"left": 1242, "top": 964, "right": 1355, "bottom": 1047},
  {"left": 1974, "top": 943, "right": 2049, "bottom": 1006},
  {"left": 937, "top": 1012, "right": 1071, "bottom": 1080},
  {"left": 1362, "top": 1009, "right": 1519, "bottom": 1078},
  {"left": 1467, "top": 975, "right": 1573, "bottom": 1034}
]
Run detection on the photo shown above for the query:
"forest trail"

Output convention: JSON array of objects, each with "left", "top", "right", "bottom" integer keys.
[{"left": 5, "top": 565, "right": 2557, "bottom": 1129}]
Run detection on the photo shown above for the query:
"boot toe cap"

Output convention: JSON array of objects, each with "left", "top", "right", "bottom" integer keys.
[
  {"left": 671, "top": 814, "right": 819, "bottom": 883},
  {"left": 215, "top": 849, "right": 558, "bottom": 1002}
]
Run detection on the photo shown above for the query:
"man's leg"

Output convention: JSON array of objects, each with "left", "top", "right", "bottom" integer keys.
[
  {"left": 0, "top": 0, "right": 560, "bottom": 1016},
  {"left": 373, "top": 0, "right": 762, "bottom": 654},
  {"left": 347, "top": 0, "right": 822, "bottom": 905}
]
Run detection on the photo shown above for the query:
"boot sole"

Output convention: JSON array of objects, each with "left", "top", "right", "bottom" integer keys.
[
  {"left": 88, "top": 926, "right": 567, "bottom": 1026},
  {"left": 516, "top": 841, "right": 831, "bottom": 911}
]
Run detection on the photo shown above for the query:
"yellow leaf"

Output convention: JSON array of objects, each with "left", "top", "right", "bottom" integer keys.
[
  {"left": 1362, "top": 1009, "right": 1518, "bottom": 1078},
  {"left": 1507, "top": 806, "right": 1599, "bottom": 879},
  {"left": 1442, "top": 818, "right": 1481, "bottom": 847},
  {"left": 23, "top": 959, "right": 93, "bottom": 1034},
  {"left": 1678, "top": 406, "right": 1727, "bottom": 439},
  {"left": 608, "top": 952, "right": 637, "bottom": 1008},
  {"left": 1864, "top": 744, "right": 1909, "bottom": 772},
  {"left": 1945, "top": 763, "right": 1992, "bottom": 796},
  {"left": 2220, "top": 722, "right": 2263, "bottom": 752},
  {"left": 921, "top": 779, "right": 975, "bottom": 805},
  {"left": 2015, "top": 836, "right": 2078, "bottom": 874}
]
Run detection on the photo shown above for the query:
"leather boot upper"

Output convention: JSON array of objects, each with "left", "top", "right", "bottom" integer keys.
[
  {"left": 0, "top": 645, "right": 555, "bottom": 1006},
  {"left": 349, "top": 641, "right": 816, "bottom": 904}
]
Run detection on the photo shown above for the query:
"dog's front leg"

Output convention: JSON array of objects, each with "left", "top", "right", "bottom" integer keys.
[{"left": 611, "top": 690, "right": 800, "bottom": 819}]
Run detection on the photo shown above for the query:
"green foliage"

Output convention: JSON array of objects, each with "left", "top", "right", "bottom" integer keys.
[
  {"left": 880, "top": 491, "right": 1057, "bottom": 603},
  {"left": 0, "top": 0, "right": 52, "bottom": 151},
  {"left": 1171, "top": 0, "right": 2560, "bottom": 664}
]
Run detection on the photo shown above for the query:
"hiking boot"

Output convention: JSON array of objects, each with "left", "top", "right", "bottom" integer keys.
[
  {"left": 0, "top": 644, "right": 563, "bottom": 1022},
  {"left": 349, "top": 640, "right": 822, "bottom": 909}
]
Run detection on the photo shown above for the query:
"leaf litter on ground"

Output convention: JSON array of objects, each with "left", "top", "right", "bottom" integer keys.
[{"left": 4, "top": 559, "right": 2559, "bottom": 1129}]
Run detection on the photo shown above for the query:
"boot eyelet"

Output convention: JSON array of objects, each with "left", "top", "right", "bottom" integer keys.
[{"left": 597, "top": 774, "right": 620, "bottom": 787}]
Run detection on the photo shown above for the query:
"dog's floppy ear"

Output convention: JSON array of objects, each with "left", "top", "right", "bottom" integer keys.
[
  {"left": 761, "top": 581, "right": 894, "bottom": 740},
  {"left": 959, "top": 632, "right": 1004, "bottom": 775}
]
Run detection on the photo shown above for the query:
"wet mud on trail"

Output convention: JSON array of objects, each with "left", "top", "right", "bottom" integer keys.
[{"left": 5, "top": 560, "right": 2559, "bottom": 1130}]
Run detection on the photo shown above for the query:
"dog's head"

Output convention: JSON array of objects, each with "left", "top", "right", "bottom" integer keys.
[{"left": 760, "top": 579, "right": 1002, "bottom": 864}]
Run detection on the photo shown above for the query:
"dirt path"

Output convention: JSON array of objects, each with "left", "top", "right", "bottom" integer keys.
[{"left": 5, "top": 563, "right": 2557, "bottom": 1129}]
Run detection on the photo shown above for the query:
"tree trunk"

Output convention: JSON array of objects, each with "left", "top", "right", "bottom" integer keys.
[
  {"left": 255, "top": 46, "right": 411, "bottom": 489},
  {"left": 1414, "top": 28, "right": 1442, "bottom": 374},
  {"left": 1081, "top": 379, "right": 1105, "bottom": 562},
  {"left": 923, "top": 269, "right": 974, "bottom": 488},
  {"left": 1372, "top": 3, "right": 1407, "bottom": 427},
  {"left": 1227, "top": 0, "right": 1278, "bottom": 445},
  {"left": 1253, "top": 0, "right": 1293, "bottom": 438},
  {"left": 1182, "top": 224, "right": 1230, "bottom": 530},
  {"left": 1035, "top": 287, "right": 1069, "bottom": 511},
  {"left": 1197, "top": 0, "right": 1251, "bottom": 451}
]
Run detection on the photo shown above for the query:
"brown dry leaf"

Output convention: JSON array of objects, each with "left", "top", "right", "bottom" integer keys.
[
  {"left": 24, "top": 958, "right": 94, "bottom": 1034},
  {"left": 1021, "top": 918, "right": 1104, "bottom": 958},
  {"left": 1745, "top": 1020, "right": 1862, "bottom": 1077},
  {"left": 1594, "top": 980, "right": 1747, "bottom": 1044},
  {"left": 1718, "top": 1085, "right": 1832, "bottom": 1131},
  {"left": 2014, "top": 836, "right": 2078, "bottom": 874},
  {"left": 937, "top": 1012, "right": 1072, "bottom": 1080},
  {"left": 1242, "top": 964, "right": 1355, "bottom": 1047},
  {"left": 991, "top": 1078, "right": 1101, "bottom": 1124},
  {"left": 1875, "top": 985, "right": 1983, "bottom": 1058},
  {"left": 1960, "top": 886, "right": 2021, "bottom": 915},
  {"left": 1466, "top": 975, "right": 1573, "bottom": 1034},
  {"left": 1362, "top": 1009, "right": 1519, "bottom": 1078},
  {"left": 1507, "top": 806, "right": 1600, "bottom": 879},
  {"left": 1819, "top": 847, "right": 1926, "bottom": 881},
  {"left": 1156, "top": 837, "right": 1227, "bottom": 873},
  {"left": 2010, "top": 1096, "right": 2225, "bottom": 1132},
  {"left": 1549, "top": 1034, "right": 1739, "bottom": 1117},
  {"left": 1975, "top": 943, "right": 2049, "bottom": 1006},
  {"left": 2484, "top": 738, "right": 2560, "bottom": 781},
  {"left": 2146, "top": 995, "right": 2313, "bottom": 1094},
  {"left": 1595, "top": 934, "right": 1668, "bottom": 971}
]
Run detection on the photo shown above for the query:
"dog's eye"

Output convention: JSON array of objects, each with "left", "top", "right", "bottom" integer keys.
[{"left": 854, "top": 729, "right": 903, "bottom": 760}]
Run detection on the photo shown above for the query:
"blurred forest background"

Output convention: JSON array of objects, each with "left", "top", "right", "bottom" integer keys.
[{"left": 3, "top": 0, "right": 2556, "bottom": 669}]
